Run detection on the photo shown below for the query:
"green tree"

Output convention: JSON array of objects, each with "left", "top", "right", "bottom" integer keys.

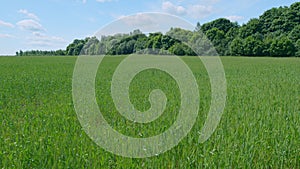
[
  {"left": 81, "top": 37, "right": 100, "bottom": 55},
  {"left": 166, "top": 28, "right": 193, "bottom": 43},
  {"left": 269, "top": 37, "right": 296, "bottom": 57},
  {"left": 243, "top": 36, "right": 264, "bottom": 56},
  {"left": 239, "top": 18, "right": 262, "bottom": 38},
  {"left": 205, "top": 28, "right": 227, "bottom": 55},
  {"left": 288, "top": 25, "right": 300, "bottom": 43},
  {"left": 229, "top": 38, "right": 244, "bottom": 56},
  {"left": 288, "top": 2, "right": 300, "bottom": 27},
  {"left": 195, "top": 22, "right": 201, "bottom": 32},
  {"left": 66, "top": 39, "right": 86, "bottom": 55},
  {"left": 201, "top": 18, "right": 238, "bottom": 34},
  {"left": 295, "top": 39, "right": 300, "bottom": 57},
  {"left": 169, "top": 42, "right": 186, "bottom": 56},
  {"left": 225, "top": 27, "right": 239, "bottom": 43}
]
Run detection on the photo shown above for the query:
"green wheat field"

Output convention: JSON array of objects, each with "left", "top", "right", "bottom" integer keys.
[{"left": 0, "top": 56, "right": 299, "bottom": 168}]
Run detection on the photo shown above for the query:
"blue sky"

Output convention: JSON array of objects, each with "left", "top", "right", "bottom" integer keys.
[{"left": 0, "top": 0, "right": 298, "bottom": 55}]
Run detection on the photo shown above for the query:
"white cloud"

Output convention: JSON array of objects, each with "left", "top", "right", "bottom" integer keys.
[
  {"left": 200, "top": 0, "right": 220, "bottom": 4},
  {"left": 187, "top": 5, "right": 213, "bottom": 19},
  {"left": 120, "top": 13, "right": 159, "bottom": 31},
  {"left": 29, "top": 32, "right": 66, "bottom": 47},
  {"left": 96, "top": 0, "right": 114, "bottom": 2},
  {"left": 225, "top": 15, "right": 244, "bottom": 22},
  {"left": 0, "top": 33, "right": 14, "bottom": 38},
  {"left": 0, "top": 20, "right": 14, "bottom": 28},
  {"left": 161, "top": 1, "right": 213, "bottom": 19},
  {"left": 82, "top": 0, "right": 87, "bottom": 3},
  {"left": 162, "top": 1, "right": 186, "bottom": 15},
  {"left": 18, "top": 9, "right": 40, "bottom": 21},
  {"left": 16, "top": 11, "right": 66, "bottom": 47},
  {"left": 17, "top": 19, "right": 45, "bottom": 32},
  {"left": 100, "top": 13, "right": 194, "bottom": 36},
  {"left": 87, "top": 17, "right": 97, "bottom": 23},
  {"left": 121, "top": 14, "right": 156, "bottom": 26}
]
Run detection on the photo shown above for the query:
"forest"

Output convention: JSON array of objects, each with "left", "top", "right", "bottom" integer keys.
[{"left": 16, "top": 2, "right": 300, "bottom": 57}]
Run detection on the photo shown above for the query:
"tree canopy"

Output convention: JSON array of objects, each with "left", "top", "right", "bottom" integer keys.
[{"left": 17, "top": 2, "right": 300, "bottom": 57}]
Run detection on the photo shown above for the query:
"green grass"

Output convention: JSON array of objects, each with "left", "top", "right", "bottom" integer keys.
[{"left": 0, "top": 56, "right": 299, "bottom": 168}]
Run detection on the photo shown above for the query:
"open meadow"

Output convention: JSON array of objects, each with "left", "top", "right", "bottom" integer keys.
[{"left": 0, "top": 56, "right": 299, "bottom": 168}]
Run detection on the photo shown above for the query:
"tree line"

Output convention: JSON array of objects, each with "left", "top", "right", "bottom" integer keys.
[
  {"left": 17, "top": 2, "right": 300, "bottom": 57},
  {"left": 16, "top": 49, "right": 66, "bottom": 56}
]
